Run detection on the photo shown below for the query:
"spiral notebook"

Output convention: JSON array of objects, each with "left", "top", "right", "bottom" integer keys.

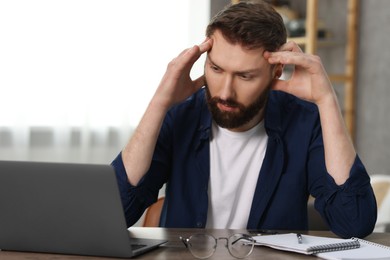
[
  {"left": 254, "top": 233, "right": 360, "bottom": 255},
  {"left": 254, "top": 233, "right": 390, "bottom": 259}
]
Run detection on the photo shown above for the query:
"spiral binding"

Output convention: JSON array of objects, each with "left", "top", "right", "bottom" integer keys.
[{"left": 307, "top": 240, "right": 360, "bottom": 254}]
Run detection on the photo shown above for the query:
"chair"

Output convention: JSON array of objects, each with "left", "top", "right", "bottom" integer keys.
[
  {"left": 371, "top": 174, "right": 390, "bottom": 232},
  {"left": 143, "top": 197, "right": 165, "bottom": 227},
  {"left": 307, "top": 196, "right": 329, "bottom": 231}
]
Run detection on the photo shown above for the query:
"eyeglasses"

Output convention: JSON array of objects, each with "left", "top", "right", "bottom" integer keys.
[{"left": 180, "top": 233, "right": 255, "bottom": 259}]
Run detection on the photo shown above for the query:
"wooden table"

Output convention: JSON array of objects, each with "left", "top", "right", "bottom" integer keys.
[{"left": 1, "top": 228, "right": 389, "bottom": 259}]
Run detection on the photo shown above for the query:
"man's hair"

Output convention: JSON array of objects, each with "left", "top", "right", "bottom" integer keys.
[{"left": 206, "top": 0, "right": 287, "bottom": 51}]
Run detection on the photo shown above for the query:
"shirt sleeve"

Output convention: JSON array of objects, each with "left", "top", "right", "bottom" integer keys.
[
  {"left": 313, "top": 155, "right": 377, "bottom": 238},
  {"left": 303, "top": 110, "right": 377, "bottom": 238},
  {"left": 111, "top": 152, "right": 162, "bottom": 227}
]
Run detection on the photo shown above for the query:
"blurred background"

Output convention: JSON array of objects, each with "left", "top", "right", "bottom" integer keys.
[
  {"left": 0, "top": 0, "right": 209, "bottom": 164},
  {"left": 1, "top": 0, "right": 389, "bottom": 230}
]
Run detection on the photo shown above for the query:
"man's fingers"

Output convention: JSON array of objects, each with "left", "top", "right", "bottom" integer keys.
[
  {"left": 264, "top": 41, "right": 304, "bottom": 66},
  {"left": 172, "top": 38, "right": 212, "bottom": 70},
  {"left": 199, "top": 38, "right": 213, "bottom": 53},
  {"left": 266, "top": 49, "right": 322, "bottom": 75},
  {"left": 185, "top": 39, "right": 212, "bottom": 65},
  {"left": 168, "top": 46, "right": 200, "bottom": 75},
  {"left": 278, "top": 41, "right": 303, "bottom": 53}
]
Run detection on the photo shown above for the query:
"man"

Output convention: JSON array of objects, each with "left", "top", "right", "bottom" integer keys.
[{"left": 111, "top": 1, "right": 377, "bottom": 238}]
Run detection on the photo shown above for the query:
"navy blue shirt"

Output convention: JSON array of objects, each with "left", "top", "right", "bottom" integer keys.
[{"left": 111, "top": 89, "right": 377, "bottom": 238}]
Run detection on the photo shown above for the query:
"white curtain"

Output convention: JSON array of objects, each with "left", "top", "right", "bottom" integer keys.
[{"left": 0, "top": 0, "right": 210, "bottom": 164}]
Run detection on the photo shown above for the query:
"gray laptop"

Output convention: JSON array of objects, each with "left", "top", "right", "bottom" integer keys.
[{"left": 0, "top": 160, "right": 167, "bottom": 258}]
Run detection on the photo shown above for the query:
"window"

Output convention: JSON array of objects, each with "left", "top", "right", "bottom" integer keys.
[{"left": 0, "top": 0, "right": 210, "bottom": 163}]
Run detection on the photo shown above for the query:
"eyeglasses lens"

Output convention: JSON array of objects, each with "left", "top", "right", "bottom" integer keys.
[
  {"left": 228, "top": 234, "right": 254, "bottom": 258},
  {"left": 187, "top": 234, "right": 216, "bottom": 259}
]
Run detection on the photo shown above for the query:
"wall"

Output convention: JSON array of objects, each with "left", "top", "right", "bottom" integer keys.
[{"left": 356, "top": 0, "right": 390, "bottom": 176}]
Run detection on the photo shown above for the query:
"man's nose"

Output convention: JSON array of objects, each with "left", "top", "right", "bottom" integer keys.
[{"left": 219, "top": 75, "right": 235, "bottom": 100}]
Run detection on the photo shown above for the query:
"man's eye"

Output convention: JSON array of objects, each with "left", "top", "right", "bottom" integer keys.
[
  {"left": 211, "top": 65, "right": 220, "bottom": 72},
  {"left": 239, "top": 74, "right": 252, "bottom": 80}
]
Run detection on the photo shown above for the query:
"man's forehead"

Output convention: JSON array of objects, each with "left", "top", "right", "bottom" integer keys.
[{"left": 207, "top": 32, "right": 270, "bottom": 72}]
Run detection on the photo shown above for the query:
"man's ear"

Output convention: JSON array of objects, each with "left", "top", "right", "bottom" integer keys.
[{"left": 273, "top": 64, "right": 284, "bottom": 79}]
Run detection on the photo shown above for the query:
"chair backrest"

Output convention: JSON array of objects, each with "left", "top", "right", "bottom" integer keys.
[
  {"left": 143, "top": 197, "right": 165, "bottom": 227},
  {"left": 371, "top": 175, "right": 390, "bottom": 208},
  {"left": 307, "top": 196, "right": 329, "bottom": 231},
  {"left": 371, "top": 174, "right": 390, "bottom": 232}
]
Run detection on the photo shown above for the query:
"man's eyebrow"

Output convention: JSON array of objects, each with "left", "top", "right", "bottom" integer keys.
[
  {"left": 236, "top": 68, "right": 261, "bottom": 74},
  {"left": 207, "top": 54, "right": 261, "bottom": 74},
  {"left": 207, "top": 55, "right": 220, "bottom": 68}
]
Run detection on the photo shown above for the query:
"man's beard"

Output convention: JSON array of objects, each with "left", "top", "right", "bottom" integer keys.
[{"left": 205, "top": 80, "right": 271, "bottom": 129}]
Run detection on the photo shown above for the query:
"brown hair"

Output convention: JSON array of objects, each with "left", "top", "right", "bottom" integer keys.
[{"left": 206, "top": 0, "right": 287, "bottom": 51}]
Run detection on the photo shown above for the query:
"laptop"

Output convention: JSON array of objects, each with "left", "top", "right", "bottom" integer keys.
[{"left": 0, "top": 160, "right": 167, "bottom": 258}]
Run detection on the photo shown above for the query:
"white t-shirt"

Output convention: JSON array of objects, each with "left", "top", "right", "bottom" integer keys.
[{"left": 206, "top": 120, "right": 268, "bottom": 229}]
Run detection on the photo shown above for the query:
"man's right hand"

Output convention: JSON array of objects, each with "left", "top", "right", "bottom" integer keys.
[{"left": 153, "top": 38, "right": 213, "bottom": 110}]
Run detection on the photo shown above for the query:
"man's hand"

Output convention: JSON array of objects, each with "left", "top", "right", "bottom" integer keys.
[
  {"left": 123, "top": 39, "right": 212, "bottom": 186},
  {"left": 154, "top": 38, "right": 213, "bottom": 109},
  {"left": 264, "top": 41, "right": 334, "bottom": 106},
  {"left": 265, "top": 41, "right": 355, "bottom": 186}
]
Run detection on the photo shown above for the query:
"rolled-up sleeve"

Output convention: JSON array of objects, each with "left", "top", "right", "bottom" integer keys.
[
  {"left": 111, "top": 152, "right": 161, "bottom": 227},
  {"left": 313, "top": 155, "right": 377, "bottom": 238}
]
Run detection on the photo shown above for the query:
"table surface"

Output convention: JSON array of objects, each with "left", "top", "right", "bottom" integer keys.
[{"left": 1, "top": 228, "right": 389, "bottom": 259}]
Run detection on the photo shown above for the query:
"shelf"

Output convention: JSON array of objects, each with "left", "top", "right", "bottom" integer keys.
[{"left": 282, "top": 0, "right": 359, "bottom": 140}]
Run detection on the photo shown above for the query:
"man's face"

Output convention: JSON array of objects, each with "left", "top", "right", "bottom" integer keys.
[{"left": 204, "top": 30, "right": 276, "bottom": 132}]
